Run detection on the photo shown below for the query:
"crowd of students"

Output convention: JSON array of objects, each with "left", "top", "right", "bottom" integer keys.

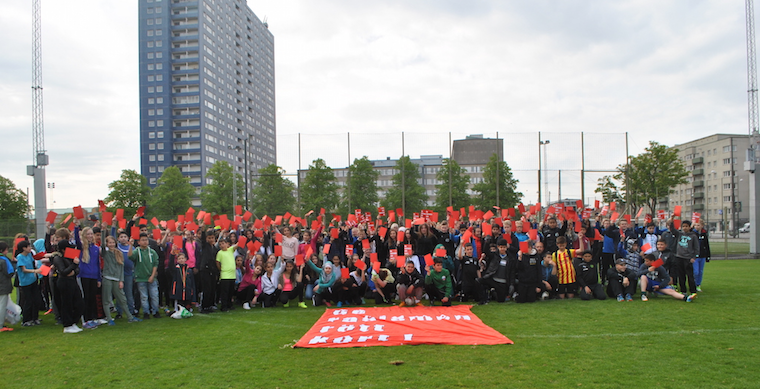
[{"left": 0, "top": 204, "right": 710, "bottom": 334}]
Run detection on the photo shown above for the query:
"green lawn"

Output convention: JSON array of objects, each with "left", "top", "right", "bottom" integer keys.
[
  {"left": 2, "top": 260, "right": 759, "bottom": 388},
  {"left": 710, "top": 241, "right": 751, "bottom": 257}
]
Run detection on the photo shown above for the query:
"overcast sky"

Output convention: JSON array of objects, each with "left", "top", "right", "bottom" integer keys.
[{"left": 0, "top": 0, "right": 752, "bottom": 210}]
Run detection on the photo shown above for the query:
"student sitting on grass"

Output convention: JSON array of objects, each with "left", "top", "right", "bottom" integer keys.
[
  {"left": 277, "top": 260, "right": 306, "bottom": 308},
  {"left": 607, "top": 259, "right": 637, "bottom": 302},
  {"left": 540, "top": 251, "right": 558, "bottom": 300},
  {"left": 396, "top": 261, "right": 424, "bottom": 307},
  {"left": 552, "top": 236, "right": 576, "bottom": 299},
  {"left": 306, "top": 260, "right": 338, "bottom": 307},
  {"left": 638, "top": 254, "right": 697, "bottom": 302},
  {"left": 425, "top": 257, "right": 452, "bottom": 306},
  {"left": 260, "top": 257, "right": 284, "bottom": 308},
  {"left": 654, "top": 239, "right": 676, "bottom": 286},
  {"left": 370, "top": 267, "right": 395, "bottom": 304},
  {"left": 575, "top": 251, "right": 606, "bottom": 301}
]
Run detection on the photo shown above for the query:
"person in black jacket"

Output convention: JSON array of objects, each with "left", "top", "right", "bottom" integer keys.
[
  {"left": 396, "top": 261, "right": 423, "bottom": 306},
  {"left": 458, "top": 243, "right": 482, "bottom": 303},
  {"left": 606, "top": 259, "right": 637, "bottom": 301},
  {"left": 575, "top": 251, "right": 606, "bottom": 300},
  {"left": 477, "top": 238, "right": 517, "bottom": 303},
  {"left": 198, "top": 226, "right": 219, "bottom": 313},
  {"left": 541, "top": 217, "right": 567, "bottom": 254},
  {"left": 52, "top": 240, "right": 85, "bottom": 333},
  {"left": 692, "top": 222, "right": 711, "bottom": 292},
  {"left": 515, "top": 241, "right": 543, "bottom": 303}
]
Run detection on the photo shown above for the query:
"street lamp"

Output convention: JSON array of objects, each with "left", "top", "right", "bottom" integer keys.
[{"left": 540, "top": 140, "right": 550, "bottom": 205}]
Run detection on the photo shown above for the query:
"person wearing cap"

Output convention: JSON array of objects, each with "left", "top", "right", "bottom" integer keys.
[
  {"left": 477, "top": 237, "right": 517, "bottom": 303},
  {"left": 606, "top": 258, "right": 637, "bottom": 301}
]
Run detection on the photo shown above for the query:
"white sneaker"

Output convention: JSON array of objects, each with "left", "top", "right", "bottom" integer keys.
[
  {"left": 243, "top": 303, "right": 251, "bottom": 310},
  {"left": 541, "top": 292, "right": 549, "bottom": 300},
  {"left": 63, "top": 325, "right": 83, "bottom": 334},
  {"left": 96, "top": 319, "right": 108, "bottom": 325}
]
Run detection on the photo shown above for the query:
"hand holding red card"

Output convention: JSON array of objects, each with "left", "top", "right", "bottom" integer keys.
[
  {"left": 73, "top": 205, "right": 84, "bottom": 220},
  {"left": 355, "top": 259, "right": 367, "bottom": 270},
  {"left": 424, "top": 254, "right": 433, "bottom": 266},
  {"left": 519, "top": 241, "right": 530, "bottom": 253},
  {"left": 651, "top": 258, "right": 664, "bottom": 268},
  {"left": 64, "top": 247, "right": 81, "bottom": 260},
  {"left": 435, "top": 248, "right": 447, "bottom": 257},
  {"left": 641, "top": 243, "right": 652, "bottom": 252},
  {"left": 341, "top": 268, "right": 350, "bottom": 279},
  {"left": 295, "top": 254, "right": 304, "bottom": 267},
  {"left": 274, "top": 245, "right": 283, "bottom": 257}
]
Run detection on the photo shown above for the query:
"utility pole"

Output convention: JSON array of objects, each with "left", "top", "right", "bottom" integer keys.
[
  {"left": 745, "top": 0, "right": 760, "bottom": 253},
  {"left": 27, "top": 0, "right": 48, "bottom": 239}
]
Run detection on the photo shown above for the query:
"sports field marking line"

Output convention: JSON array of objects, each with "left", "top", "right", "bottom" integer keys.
[{"left": 514, "top": 327, "right": 760, "bottom": 339}]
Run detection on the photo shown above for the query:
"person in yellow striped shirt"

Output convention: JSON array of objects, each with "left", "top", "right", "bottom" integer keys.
[{"left": 552, "top": 237, "right": 576, "bottom": 299}]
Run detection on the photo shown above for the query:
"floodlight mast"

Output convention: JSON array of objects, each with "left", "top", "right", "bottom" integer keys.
[{"left": 27, "top": 0, "right": 48, "bottom": 239}]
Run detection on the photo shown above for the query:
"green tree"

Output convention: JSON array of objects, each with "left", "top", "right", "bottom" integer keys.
[
  {"left": 339, "top": 156, "right": 379, "bottom": 215},
  {"left": 472, "top": 154, "right": 522, "bottom": 210},
  {"left": 200, "top": 161, "right": 245, "bottom": 215},
  {"left": 434, "top": 158, "right": 471, "bottom": 213},
  {"left": 382, "top": 156, "right": 428, "bottom": 214},
  {"left": 148, "top": 166, "right": 195, "bottom": 218},
  {"left": 104, "top": 169, "right": 151, "bottom": 216},
  {"left": 615, "top": 141, "right": 688, "bottom": 215},
  {"left": 0, "top": 175, "right": 29, "bottom": 220},
  {"left": 594, "top": 175, "right": 625, "bottom": 206},
  {"left": 251, "top": 164, "right": 296, "bottom": 216},
  {"left": 300, "top": 158, "right": 339, "bottom": 214}
]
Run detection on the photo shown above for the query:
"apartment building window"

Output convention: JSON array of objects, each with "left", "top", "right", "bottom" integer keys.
[
  {"left": 158, "top": 155, "right": 164, "bottom": 161},
  {"left": 157, "top": 131, "right": 164, "bottom": 138},
  {"left": 157, "top": 121, "right": 164, "bottom": 127},
  {"left": 148, "top": 121, "right": 155, "bottom": 127},
  {"left": 149, "top": 155, "right": 156, "bottom": 162},
  {"left": 723, "top": 196, "right": 731, "bottom": 202},
  {"left": 148, "top": 132, "right": 155, "bottom": 139},
  {"left": 149, "top": 143, "right": 156, "bottom": 150}
]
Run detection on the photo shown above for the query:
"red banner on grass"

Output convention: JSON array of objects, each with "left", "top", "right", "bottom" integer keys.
[{"left": 294, "top": 305, "right": 512, "bottom": 348}]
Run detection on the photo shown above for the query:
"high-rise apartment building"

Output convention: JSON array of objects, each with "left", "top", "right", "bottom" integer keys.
[
  {"left": 138, "top": 0, "right": 276, "bottom": 205},
  {"left": 667, "top": 134, "right": 751, "bottom": 232}
]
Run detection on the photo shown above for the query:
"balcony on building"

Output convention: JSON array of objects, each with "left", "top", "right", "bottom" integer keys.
[
  {"left": 692, "top": 156, "right": 704, "bottom": 164},
  {"left": 693, "top": 180, "right": 704, "bottom": 187}
]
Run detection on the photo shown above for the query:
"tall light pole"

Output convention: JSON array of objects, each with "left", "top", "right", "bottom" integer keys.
[
  {"left": 540, "top": 140, "right": 550, "bottom": 205},
  {"left": 27, "top": 0, "right": 48, "bottom": 239}
]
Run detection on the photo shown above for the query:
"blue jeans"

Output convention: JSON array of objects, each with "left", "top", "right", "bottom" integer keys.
[
  {"left": 117, "top": 274, "right": 135, "bottom": 315},
  {"left": 693, "top": 257, "right": 706, "bottom": 286},
  {"left": 137, "top": 280, "right": 159, "bottom": 315},
  {"left": 304, "top": 282, "right": 315, "bottom": 300}
]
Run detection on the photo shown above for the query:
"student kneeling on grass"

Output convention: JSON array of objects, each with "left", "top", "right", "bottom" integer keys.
[
  {"left": 638, "top": 254, "right": 697, "bottom": 303},
  {"left": 425, "top": 257, "right": 452, "bottom": 306},
  {"left": 607, "top": 259, "right": 637, "bottom": 302},
  {"left": 575, "top": 251, "right": 606, "bottom": 301},
  {"left": 305, "top": 260, "right": 338, "bottom": 307},
  {"left": 397, "top": 261, "right": 424, "bottom": 307}
]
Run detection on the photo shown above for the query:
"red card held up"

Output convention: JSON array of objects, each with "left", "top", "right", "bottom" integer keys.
[
  {"left": 73, "top": 206, "right": 85, "bottom": 220},
  {"left": 610, "top": 202, "right": 616, "bottom": 211},
  {"left": 404, "top": 244, "right": 412, "bottom": 256},
  {"left": 424, "top": 254, "right": 434, "bottom": 266},
  {"left": 673, "top": 219, "right": 681, "bottom": 229},
  {"left": 594, "top": 229, "right": 603, "bottom": 241},
  {"left": 372, "top": 261, "right": 381, "bottom": 272},
  {"left": 379, "top": 227, "right": 388, "bottom": 238},
  {"left": 235, "top": 205, "right": 243, "bottom": 215},
  {"left": 575, "top": 221, "right": 582, "bottom": 233},
  {"left": 119, "top": 219, "right": 126, "bottom": 230},
  {"left": 345, "top": 245, "right": 354, "bottom": 257},
  {"left": 173, "top": 235, "right": 183, "bottom": 248},
  {"left": 39, "top": 265, "right": 51, "bottom": 277},
  {"left": 274, "top": 245, "right": 282, "bottom": 257},
  {"left": 341, "top": 268, "right": 350, "bottom": 279},
  {"left": 482, "top": 223, "right": 492, "bottom": 236},
  {"left": 435, "top": 248, "right": 447, "bottom": 257},
  {"left": 576, "top": 200, "right": 583, "bottom": 209},
  {"left": 355, "top": 259, "right": 367, "bottom": 270},
  {"left": 362, "top": 239, "right": 370, "bottom": 249},
  {"left": 370, "top": 253, "right": 378, "bottom": 263},
  {"left": 252, "top": 241, "right": 262, "bottom": 253},
  {"left": 330, "top": 228, "right": 340, "bottom": 240},
  {"left": 237, "top": 236, "right": 247, "bottom": 248},
  {"left": 405, "top": 219, "right": 412, "bottom": 229},
  {"left": 275, "top": 233, "right": 283, "bottom": 243},
  {"left": 152, "top": 229, "right": 161, "bottom": 241},
  {"left": 305, "top": 246, "right": 314, "bottom": 259},
  {"left": 101, "top": 212, "right": 113, "bottom": 226},
  {"left": 46, "top": 211, "right": 58, "bottom": 224},
  {"left": 519, "top": 241, "right": 530, "bottom": 253},
  {"left": 254, "top": 230, "right": 264, "bottom": 238},
  {"left": 396, "top": 254, "right": 405, "bottom": 269},
  {"left": 247, "top": 241, "right": 256, "bottom": 253},
  {"left": 674, "top": 205, "right": 682, "bottom": 217},
  {"left": 136, "top": 206, "right": 146, "bottom": 217},
  {"left": 131, "top": 226, "right": 141, "bottom": 240},
  {"left": 98, "top": 200, "right": 106, "bottom": 212},
  {"left": 528, "top": 229, "right": 538, "bottom": 241},
  {"left": 242, "top": 211, "right": 252, "bottom": 222},
  {"left": 323, "top": 243, "right": 331, "bottom": 254},
  {"left": 167, "top": 220, "right": 177, "bottom": 232},
  {"left": 295, "top": 254, "right": 304, "bottom": 267},
  {"left": 641, "top": 243, "right": 652, "bottom": 252},
  {"left": 64, "top": 247, "right": 81, "bottom": 260},
  {"left": 651, "top": 258, "right": 664, "bottom": 268},
  {"left": 204, "top": 213, "right": 212, "bottom": 225}
]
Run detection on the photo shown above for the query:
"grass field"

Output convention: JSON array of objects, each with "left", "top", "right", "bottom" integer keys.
[
  {"left": 1, "top": 260, "right": 759, "bottom": 388},
  {"left": 710, "top": 241, "right": 752, "bottom": 257}
]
